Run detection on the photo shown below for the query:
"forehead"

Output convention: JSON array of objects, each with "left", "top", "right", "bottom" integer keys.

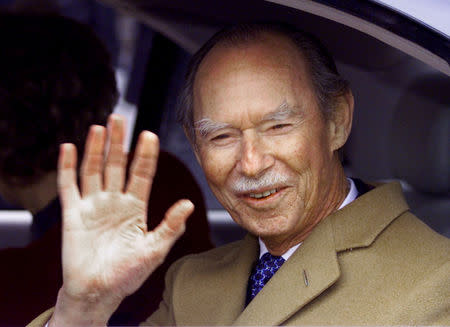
[{"left": 192, "top": 33, "right": 316, "bottom": 123}]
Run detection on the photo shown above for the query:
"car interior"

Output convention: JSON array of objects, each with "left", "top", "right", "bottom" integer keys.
[{"left": 0, "top": 0, "right": 448, "bottom": 250}]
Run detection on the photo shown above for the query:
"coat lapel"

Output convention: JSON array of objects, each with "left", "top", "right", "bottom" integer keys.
[{"left": 233, "top": 219, "right": 340, "bottom": 326}]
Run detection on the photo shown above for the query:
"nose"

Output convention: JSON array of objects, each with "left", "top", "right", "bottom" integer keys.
[{"left": 236, "top": 133, "right": 274, "bottom": 177}]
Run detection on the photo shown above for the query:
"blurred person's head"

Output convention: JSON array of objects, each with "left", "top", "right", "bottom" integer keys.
[{"left": 0, "top": 12, "right": 117, "bottom": 211}]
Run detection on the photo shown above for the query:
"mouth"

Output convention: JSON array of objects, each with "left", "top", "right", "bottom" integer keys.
[
  {"left": 241, "top": 186, "right": 288, "bottom": 205},
  {"left": 248, "top": 188, "right": 279, "bottom": 199}
]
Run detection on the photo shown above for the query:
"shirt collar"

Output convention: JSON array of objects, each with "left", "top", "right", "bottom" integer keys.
[
  {"left": 258, "top": 177, "right": 358, "bottom": 260},
  {"left": 258, "top": 240, "right": 301, "bottom": 260},
  {"left": 338, "top": 177, "right": 358, "bottom": 210}
]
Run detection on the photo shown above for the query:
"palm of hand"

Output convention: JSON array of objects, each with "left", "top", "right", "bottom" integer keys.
[
  {"left": 62, "top": 193, "right": 150, "bottom": 301},
  {"left": 57, "top": 115, "right": 193, "bottom": 309}
]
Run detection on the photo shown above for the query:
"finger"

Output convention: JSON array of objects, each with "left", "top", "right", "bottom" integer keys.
[
  {"left": 126, "top": 131, "right": 159, "bottom": 202},
  {"left": 80, "top": 125, "right": 106, "bottom": 196},
  {"left": 57, "top": 143, "right": 81, "bottom": 212},
  {"left": 104, "top": 114, "right": 127, "bottom": 192},
  {"left": 148, "top": 200, "right": 194, "bottom": 249}
]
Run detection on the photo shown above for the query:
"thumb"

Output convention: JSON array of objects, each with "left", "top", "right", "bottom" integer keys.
[{"left": 145, "top": 199, "right": 194, "bottom": 253}]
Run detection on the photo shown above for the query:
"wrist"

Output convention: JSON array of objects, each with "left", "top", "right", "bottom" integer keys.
[{"left": 49, "top": 286, "right": 121, "bottom": 327}]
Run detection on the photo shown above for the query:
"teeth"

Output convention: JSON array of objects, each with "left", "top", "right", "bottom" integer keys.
[{"left": 249, "top": 189, "right": 277, "bottom": 199}]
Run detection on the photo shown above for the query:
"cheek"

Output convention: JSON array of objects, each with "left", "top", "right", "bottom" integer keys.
[
  {"left": 271, "top": 135, "right": 311, "bottom": 172},
  {"left": 271, "top": 130, "right": 330, "bottom": 204},
  {"left": 288, "top": 126, "right": 330, "bottom": 165},
  {"left": 198, "top": 148, "right": 236, "bottom": 187}
]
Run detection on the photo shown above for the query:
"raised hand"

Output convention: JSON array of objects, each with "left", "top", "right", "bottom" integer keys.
[{"left": 50, "top": 114, "right": 194, "bottom": 326}]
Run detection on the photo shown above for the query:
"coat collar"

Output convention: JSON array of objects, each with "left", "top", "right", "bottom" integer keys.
[
  {"left": 232, "top": 181, "right": 409, "bottom": 326},
  {"left": 330, "top": 181, "right": 409, "bottom": 252}
]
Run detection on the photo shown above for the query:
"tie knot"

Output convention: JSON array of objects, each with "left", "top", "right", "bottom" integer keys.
[
  {"left": 256, "top": 252, "right": 284, "bottom": 272},
  {"left": 246, "top": 252, "right": 285, "bottom": 305}
]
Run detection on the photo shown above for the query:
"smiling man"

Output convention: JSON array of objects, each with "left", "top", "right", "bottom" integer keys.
[
  {"left": 30, "top": 23, "right": 449, "bottom": 326},
  {"left": 187, "top": 31, "right": 352, "bottom": 256}
]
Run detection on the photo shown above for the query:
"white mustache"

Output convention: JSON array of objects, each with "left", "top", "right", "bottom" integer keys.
[{"left": 231, "top": 171, "right": 290, "bottom": 193}]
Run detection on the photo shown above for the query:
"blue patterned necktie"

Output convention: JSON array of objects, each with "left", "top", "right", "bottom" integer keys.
[{"left": 246, "top": 252, "right": 285, "bottom": 305}]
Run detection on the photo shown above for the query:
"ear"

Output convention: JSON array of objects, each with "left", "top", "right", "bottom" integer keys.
[{"left": 327, "top": 90, "right": 354, "bottom": 152}]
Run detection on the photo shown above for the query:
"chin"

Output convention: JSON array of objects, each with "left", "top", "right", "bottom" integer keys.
[{"left": 246, "top": 215, "right": 293, "bottom": 238}]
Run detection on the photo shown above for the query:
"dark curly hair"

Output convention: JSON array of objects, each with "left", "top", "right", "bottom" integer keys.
[{"left": 0, "top": 12, "right": 118, "bottom": 186}]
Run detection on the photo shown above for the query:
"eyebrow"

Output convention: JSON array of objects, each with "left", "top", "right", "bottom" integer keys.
[
  {"left": 194, "top": 118, "right": 232, "bottom": 138},
  {"left": 261, "top": 100, "right": 301, "bottom": 122}
]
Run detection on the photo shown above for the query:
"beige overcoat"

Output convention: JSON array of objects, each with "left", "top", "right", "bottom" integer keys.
[{"left": 28, "top": 182, "right": 450, "bottom": 326}]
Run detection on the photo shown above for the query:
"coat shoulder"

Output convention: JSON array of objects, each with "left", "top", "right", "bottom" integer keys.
[{"left": 382, "top": 210, "right": 450, "bottom": 263}]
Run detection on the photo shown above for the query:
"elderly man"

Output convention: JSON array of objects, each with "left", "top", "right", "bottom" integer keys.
[{"left": 31, "top": 23, "right": 449, "bottom": 326}]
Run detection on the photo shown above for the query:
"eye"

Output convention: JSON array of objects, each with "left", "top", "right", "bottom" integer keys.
[
  {"left": 211, "top": 133, "right": 230, "bottom": 141},
  {"left": 271, "top": 123, "right": 290, "bottom": 130},
  {"left": 206, "top": 129, "right": 240, "bottom": 146}
]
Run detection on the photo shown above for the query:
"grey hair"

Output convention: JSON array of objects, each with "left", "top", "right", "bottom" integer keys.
[{"left": 177, "top": 22, "right": 350, "bottom": 145}]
